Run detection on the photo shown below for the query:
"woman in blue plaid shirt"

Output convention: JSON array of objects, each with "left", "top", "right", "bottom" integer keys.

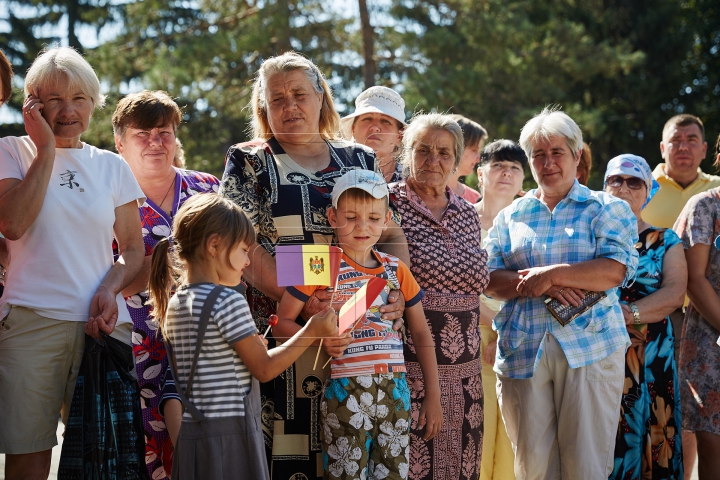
[{"left": 484, "top": 107, "right": 639, "bottom": 480}]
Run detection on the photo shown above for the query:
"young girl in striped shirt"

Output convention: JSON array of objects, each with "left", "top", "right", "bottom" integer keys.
[{"left": 148, "top": 193, "right": 337, "bottom": 479}]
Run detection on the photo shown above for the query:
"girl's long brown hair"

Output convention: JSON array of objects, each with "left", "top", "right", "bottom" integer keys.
[{"left": 148, "top": 193, "right": 256, "bottom": 334}]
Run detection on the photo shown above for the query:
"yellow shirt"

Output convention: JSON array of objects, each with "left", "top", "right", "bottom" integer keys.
[{"left": 642, "top": 163, "right": 720, "bottom": 229}]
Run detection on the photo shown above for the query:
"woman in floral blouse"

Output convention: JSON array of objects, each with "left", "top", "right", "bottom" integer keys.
[
  {"left": 111, "top": 90, "right": 220, "bottom": 479},
  {"left": 674, "top": 137, "right": 720, "bottom": 478},
  {"left": 603, "top": 154, "right": 687, "bottom": 480}
]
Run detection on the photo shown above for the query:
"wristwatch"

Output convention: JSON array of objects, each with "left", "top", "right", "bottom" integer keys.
[{"left": 629, "top": 302, "right": 640, "bottom": 325}]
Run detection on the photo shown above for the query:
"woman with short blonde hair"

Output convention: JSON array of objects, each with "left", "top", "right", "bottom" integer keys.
[{"left": 0, "top": 46, "right": 144, "bottom": 479}]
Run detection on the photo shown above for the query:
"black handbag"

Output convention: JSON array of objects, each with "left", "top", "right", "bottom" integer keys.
[{"left": 58, "top": 333, "right": 150, "bottom": 480}]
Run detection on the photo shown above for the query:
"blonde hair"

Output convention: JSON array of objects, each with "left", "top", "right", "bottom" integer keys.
[
  {"left": 577, "top": 142, "right": 592, "bottom": 185},
  {"left": 24, "top": 46, "right": 105, "bottom": 108},
  {"left": 0, "top": 49, "right": 12, "bottom": 104},
  {"left": 174, "top": 138, "right": 186, "bottom": 169},
  {"left": 250, "top": 52, "right": 339, "bottom": 140},
  {"left": 148, "top": 194, "right": 256, "bottom": 331}
]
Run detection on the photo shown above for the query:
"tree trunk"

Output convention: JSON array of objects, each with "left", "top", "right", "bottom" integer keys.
[
  {"left": 358, "top": 0, "right": 375, "bottom": 88},
  {"left": 66, "top": 0, "right": 82, "bottom": 52}
]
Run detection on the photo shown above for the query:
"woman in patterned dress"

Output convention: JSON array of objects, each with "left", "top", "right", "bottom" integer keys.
[
  {"left": 603, "top": 154, "right": 687, "bottom": 480},
  {"left": 674, "top": 137, "right": 720, "bottom": 478},
  {"left": 388, "top": 113, "right": 489, "bottom": 480},
  {"left": 219, "top": 52, "right": 409, "bottom": 480},
  {"left": 111, "top": 90, "right": 220, "bottom": 479}
]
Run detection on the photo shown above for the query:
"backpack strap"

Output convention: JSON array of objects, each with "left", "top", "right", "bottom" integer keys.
[{"left": 166, "top": 284, "right": 225, "bottom": 422}]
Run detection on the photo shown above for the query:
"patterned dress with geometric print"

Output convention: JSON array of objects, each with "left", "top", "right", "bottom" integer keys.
[
  {"left": 220, "top": 137, "right": 379, "bottom": 480},
  {"left": 609, "top": 227, "right": 683, "bottom": 480},
  {"left": 389, "top": 181, "right": 489, "bottom": 480},
  {"left": 115, "top": 168, "right": 219, "bottom": 479},
  {"left": 674, "top": 187, "right": 720, "bottom": 436}
]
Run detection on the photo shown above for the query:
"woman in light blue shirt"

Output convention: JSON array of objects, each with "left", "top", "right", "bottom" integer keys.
[{"left": 484, "top": 107, "right": 639, "bottom": 480}]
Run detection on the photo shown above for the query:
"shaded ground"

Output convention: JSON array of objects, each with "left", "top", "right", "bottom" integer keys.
[{"left": 0, "top": 423, "right": 700, "bottom": 479}]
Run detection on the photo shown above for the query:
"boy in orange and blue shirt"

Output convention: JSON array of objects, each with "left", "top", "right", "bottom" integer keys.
[{"left": 275, "top": 170, "right": 442, "bottom": 480}]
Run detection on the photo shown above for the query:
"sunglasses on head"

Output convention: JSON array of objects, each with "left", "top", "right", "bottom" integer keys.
[{"left": 606, "top": 175, "right": 645, "bottom": 190}]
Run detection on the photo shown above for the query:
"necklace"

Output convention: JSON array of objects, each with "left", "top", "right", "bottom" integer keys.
[{"left": 157, "top": 176, "right": 176, "bottom": 209}]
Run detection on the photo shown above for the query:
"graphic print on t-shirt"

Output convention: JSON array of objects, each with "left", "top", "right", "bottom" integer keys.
[{"left": 59, "top": 170, "right": 81, "bottom": 190}]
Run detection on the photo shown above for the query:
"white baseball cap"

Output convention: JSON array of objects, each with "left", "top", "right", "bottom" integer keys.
[
  {"left": 340, "top": 86, "right": 407, "bottom": 140},
  {"left": 331, "top": 169, "right": 389, "bottom": 208}
]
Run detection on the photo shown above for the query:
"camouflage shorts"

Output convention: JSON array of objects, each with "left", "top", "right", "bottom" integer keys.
[{"left": 321, "top": 372, "right": 411, "bottom": 480}]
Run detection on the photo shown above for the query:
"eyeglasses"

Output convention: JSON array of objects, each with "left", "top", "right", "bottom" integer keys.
[{"left": 606, "top": 175, "right": 645, "bottom": 190}]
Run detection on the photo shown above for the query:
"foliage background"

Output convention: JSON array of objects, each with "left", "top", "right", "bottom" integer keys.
[{"left": 1, "top": 0, "right": 718, "bottom": 189}]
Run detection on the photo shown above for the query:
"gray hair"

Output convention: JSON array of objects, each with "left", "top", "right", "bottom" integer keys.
[
  {"left": 250, "top": 51, "right": 339, "bottom": 140},
  {"left": 519, "top": 106, "right": 582, "bottom": 159},
  {"left": 24, "top": 46, "right": 105, "bottom": 108},
  {"left": 400, "top": 113, "right": 465, "bottom": 173}
]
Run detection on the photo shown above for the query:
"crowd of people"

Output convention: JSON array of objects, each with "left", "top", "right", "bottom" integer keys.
[{"left": 0, "top": 46, "right": 719, "bottom": 480}]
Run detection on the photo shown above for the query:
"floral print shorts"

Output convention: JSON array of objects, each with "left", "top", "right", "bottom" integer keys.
[{"left": 321, "top": 372, "right": 411, "bottom": 480}]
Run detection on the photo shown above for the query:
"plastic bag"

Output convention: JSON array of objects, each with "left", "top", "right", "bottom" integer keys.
[{"left": 59, "top": 334, "right": 150, "bottom": 479}]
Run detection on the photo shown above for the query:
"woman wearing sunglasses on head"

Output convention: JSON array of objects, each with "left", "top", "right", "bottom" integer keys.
[{"left": 604, "top": 154, "right": 687, "bottom": 479}]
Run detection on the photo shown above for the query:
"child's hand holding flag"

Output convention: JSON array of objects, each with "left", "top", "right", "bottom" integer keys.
[{"left": 274, "top": 244, "right": 343, "bottom": 369}]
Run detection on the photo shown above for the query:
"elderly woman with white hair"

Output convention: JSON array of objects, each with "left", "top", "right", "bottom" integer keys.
[
  {"left": 484, "top": 107, "right": 639, "bottom": 479},
  {"left": 0, "top": 47, "right": 144, "bottom": 479},
  {"left": 220, "top": 52, "right": 409, "bottom": 480},
  {"left": 389, "top": 112, "right": 489, "bottom": 480}
]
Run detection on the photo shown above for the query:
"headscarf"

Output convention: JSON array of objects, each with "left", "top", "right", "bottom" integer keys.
[{"left": 604, "top": 154, "right": 659, "bottom": 209}]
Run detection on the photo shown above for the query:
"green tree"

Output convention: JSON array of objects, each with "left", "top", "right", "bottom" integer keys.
[
  {"left": 387, "top": 0, "right": 718, "bottom": 188},
  {"left": 0, "top": 0, "right": 121, "bottom": 115},
  {"left": 678, "top": 0, "right": 720, "bottom": 166},
  {"left": 84, "top": 0, "right": 361, "bottom": 176}
]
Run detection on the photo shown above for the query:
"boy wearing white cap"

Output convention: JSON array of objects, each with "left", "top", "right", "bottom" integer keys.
[
  {"left": 274, "top": 170, "right": 442, "bottom": 480},
  {"left": 341, "top": 86, "right": 408, "bottom": 183}
]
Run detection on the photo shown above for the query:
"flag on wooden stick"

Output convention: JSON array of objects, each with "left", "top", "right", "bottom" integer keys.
[
  {"left": 338, "top": 277, "right": 387, "bottom": 333},
  {"left": 275, "top": 245, "right": 343, "bottom": 287}
]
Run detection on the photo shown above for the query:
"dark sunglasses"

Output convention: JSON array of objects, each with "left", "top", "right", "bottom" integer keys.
[{"left": 606, "top": 175, "right": 645, "bottom": 190}]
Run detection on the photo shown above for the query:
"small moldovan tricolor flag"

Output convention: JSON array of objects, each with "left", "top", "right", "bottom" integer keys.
[
  {"left": 275, "top": 245, "right": 343, "bottom": 287},
  {"left": 338, "top": 277, "right": 387, "bottom": 333}
]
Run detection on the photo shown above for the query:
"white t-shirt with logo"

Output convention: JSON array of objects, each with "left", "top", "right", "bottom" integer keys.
[{"left": 0, "top": 136, "right": 145, "bottom": 324}]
